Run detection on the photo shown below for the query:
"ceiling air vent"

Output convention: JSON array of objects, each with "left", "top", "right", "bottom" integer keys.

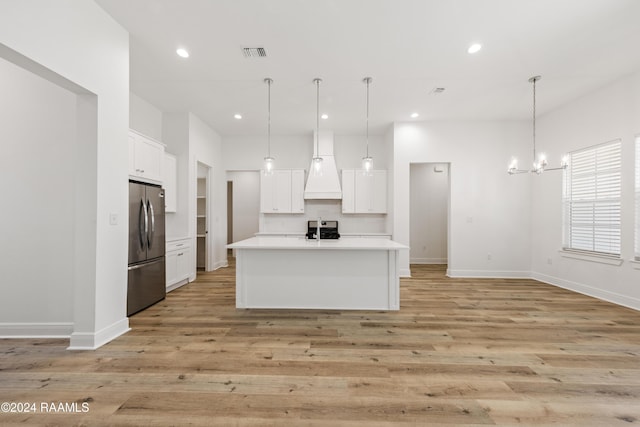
[{"left": 242, "top": 47, "right": 267, "bottom": 58}]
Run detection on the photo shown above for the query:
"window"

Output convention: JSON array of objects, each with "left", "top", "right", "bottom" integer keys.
[
  {"left": 635, "top": 136, "right": 640, "bottom": 260},
  {"left": 563, "top": 139, "right": 622, "bottom": 257}
]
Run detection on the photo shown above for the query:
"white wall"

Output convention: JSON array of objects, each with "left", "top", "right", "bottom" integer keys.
[
  {"left": 223, "top": 133, "right": 390, "bottom": 234},
  {"left": 162, "top": 113, "right": 190, "bottom": 240},
  {"left": 129, "top": 92, "right": 162, "bottom": 140},
  {"left": 223, "top": 133, "right": 388, "bottom": 171},
  {"left": 0, "top": 0, "right": 129, "bottom": 348},
  {"left": 227, "top": 171, "right": 260, "bottom": 242},
  {"left": 189, "top": 113, "right": 228, "bottom": 270},
  {"left": 0, "top": 57, "right": 76, "bottom": 330},
  {"left": 393, "top": 121, "right": 532, "bottom": 278},
  {"left": 532, "top": 71, "right": 640, "bottom": 310},
  {"left": 410, "top": 163, "right": 449, "bottom": 264}
]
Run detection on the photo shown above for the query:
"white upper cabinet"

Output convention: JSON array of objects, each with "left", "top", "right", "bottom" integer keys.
[
  {"left": 128, "top": 130, "right": 165, "bottom": 184},
  {"left": 341, "top": 169, "right": 356, "bottom": 213},
  {"left": 342, "top": 169, "right": 387, "bottom": 214},
  {"left": 291, "top": 169, "right": 305, "bottom": 214},
  {"left": 260, "top": 169, "right": 305, "bottom": 214}
]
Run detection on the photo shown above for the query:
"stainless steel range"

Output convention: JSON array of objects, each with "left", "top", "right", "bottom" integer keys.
[{"left": 306, "top": 220, "right": 340, "bottom": 240}]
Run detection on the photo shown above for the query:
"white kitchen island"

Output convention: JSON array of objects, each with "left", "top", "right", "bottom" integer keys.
[{"left": 227, "top": 237, "right": 408, "bottom": 310}]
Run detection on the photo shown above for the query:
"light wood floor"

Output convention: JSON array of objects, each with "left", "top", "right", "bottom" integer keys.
[{"left": 1, "top": 263, "right": 640, "bottom": 426}]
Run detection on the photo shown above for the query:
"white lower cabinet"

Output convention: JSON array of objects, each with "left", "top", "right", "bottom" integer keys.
[{"left": 166, "top": 239, "right": 191, "bottom": 291}]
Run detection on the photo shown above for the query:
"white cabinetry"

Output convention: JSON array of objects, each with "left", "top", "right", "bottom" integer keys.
[
  {"left": 163, "top": 153, "right": 177, "bottom": 213},
  {"left": 342, "top": 170, "right": 387, "bottom": 214},
  {"left": 129, "top": 130, "right": 165, "bottom": 183},
  {"left": 260, "top": 169, "right": 305, "bottom": 214},
  {"left": 291, "top": 169, "right": 305, "bottom": 213},
  {"left": 166, "top": 239, "right": 191, "bottom": 291}
]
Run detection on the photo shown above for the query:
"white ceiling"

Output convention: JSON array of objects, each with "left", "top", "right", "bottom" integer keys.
[{"left": 96, "top": 0, "right": 640, "bottom": 136}]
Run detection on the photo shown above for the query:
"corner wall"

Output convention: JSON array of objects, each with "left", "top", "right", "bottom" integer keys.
[
  {"left": 531, "top": 72, "right": 640, "bottom": 310},
  {"left": 0, "top": 0, "right": 130, "bottom": 348},
  {"left": 393, "top": 121, "right": 532, "bottom": 278}
]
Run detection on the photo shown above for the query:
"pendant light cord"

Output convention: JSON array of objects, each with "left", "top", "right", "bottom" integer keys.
[
  {"left": 266, "top": 78, "right": 272, "bottom": 158},
  {"left": 365, "top": 78, "right": 370, "bottom": 158},
  {"left": 532, "top": 77, "right": 536, "bottom": 164},
  {"left": 314, "top": 78, "right": 321, "bottom": 157}
]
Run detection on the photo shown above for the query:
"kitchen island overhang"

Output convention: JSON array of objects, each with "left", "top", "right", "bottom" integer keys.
[{"left": 227, "top": 237, "right": 408, "bottom": 310}]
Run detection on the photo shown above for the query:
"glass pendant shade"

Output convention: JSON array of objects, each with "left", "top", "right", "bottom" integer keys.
[
  {"left": 362, "top": 156, "right": 373, "bottom": 173},
  {"left": 263, "top": 156, "right": 275, "bottom": 175},
  {"left": 312, "top": 156, "right": 323, "bottom": 176}
]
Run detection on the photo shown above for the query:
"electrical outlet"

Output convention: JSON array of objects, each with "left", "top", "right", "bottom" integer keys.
[
  {"left": 487, "top": 254, "right": 492, "bottom": 261},
  {"left": 547, "top": 258, "right": 553, "bottom": 265},
  {"left": 109, "top": 213, "right": 118, "bottom": 226}
]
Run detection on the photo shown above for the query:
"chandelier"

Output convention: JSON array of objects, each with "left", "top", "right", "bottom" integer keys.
[{"left": 508, "top": 75, "right": 567, "bottom": 175}]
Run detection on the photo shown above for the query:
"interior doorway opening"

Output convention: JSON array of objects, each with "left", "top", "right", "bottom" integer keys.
[
  {"left": 196, "top": 162, "right": 210, "bottom": 271},
  {"left": 409, "top": 163, "right": 450, "bottom": 268}
]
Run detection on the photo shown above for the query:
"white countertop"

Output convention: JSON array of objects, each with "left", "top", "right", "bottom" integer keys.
[{"left": 228, "top": 236, "right": 408, "bottom": 251}]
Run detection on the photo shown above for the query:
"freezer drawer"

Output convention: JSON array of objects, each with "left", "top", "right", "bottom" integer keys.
[{"left": 127, "top": 257, "right": 166, "bottom": 316}]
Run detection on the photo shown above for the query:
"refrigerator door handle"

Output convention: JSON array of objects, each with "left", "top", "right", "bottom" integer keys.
[
  {"left": 138, "top": 198, "right": 148, "bottom": 249},
  {"left": 147, "top": 199, "right": 155, "bottom": 249}
]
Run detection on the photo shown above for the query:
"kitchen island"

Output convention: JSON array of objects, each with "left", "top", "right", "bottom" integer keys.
[{"left": 227, "top": 237, "right": 408, "bottom": 310}]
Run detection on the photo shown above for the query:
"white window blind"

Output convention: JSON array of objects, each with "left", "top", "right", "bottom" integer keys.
[
  {"left": 563, "top": 139, "right": 622, "bottom": 256},
  {"left": 635, "top": 136, "right": 640, "bottom": 260}
]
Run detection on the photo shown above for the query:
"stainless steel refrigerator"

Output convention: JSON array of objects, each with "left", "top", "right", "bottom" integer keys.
[{"left": 128, "top": 181, "right": 166, "bottom": 316}]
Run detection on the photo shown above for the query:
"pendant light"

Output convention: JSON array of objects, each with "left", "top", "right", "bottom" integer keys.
[
  {"left": 312, "top": 78, "right": 323, "bottom": 176},
  {"left": 508, "top": 75, "right": 568, "bottom": 175},
  {"left": 263, "top": 78, "right": 275, "bottom": 175},
  {"left": 362, "top": 77, "right": 373, "bottom": 174}
]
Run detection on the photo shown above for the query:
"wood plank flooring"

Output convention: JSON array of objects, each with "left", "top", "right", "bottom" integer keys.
[{"left": 1, "top": 263, "right": 640, "bottom": 426}]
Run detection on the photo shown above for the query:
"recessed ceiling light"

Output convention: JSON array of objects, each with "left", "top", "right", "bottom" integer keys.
[
  {"left": 321, "top": 114, "right": 329, "bottom": 120},
  {"left": 234, "top": 114, "right": 242, "bottom": 120},
  {"left": 410, "top": 113, "right": 419, "bottom": 118},
  {"left": 467, "top": 43, "right": 482, "bottom": 54},
  {"left": 176, "top": 48, "right": 189, "bottom": 58}
]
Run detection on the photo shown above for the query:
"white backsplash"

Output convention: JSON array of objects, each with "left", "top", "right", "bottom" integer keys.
[{"left": 260, "top": 200, "right": 387, "bottom": 234}]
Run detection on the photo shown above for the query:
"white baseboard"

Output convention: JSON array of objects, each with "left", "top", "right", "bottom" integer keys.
[
  {"left": 446, "top": 269, "right": 531, "bottom": 279},
  {"left": 167, "top": 278, "right": 189, "bottom": 293},
  {"left": 0, "top": 322, "right": 73, "bottom": 338},
  {"left": 67, "top": 317, "right": 130, "bottom": 350},
  {"left": 399, "top": 268, "right": 411, "bottom": 278},
  {"left": 213, "top": 259, "right": 229, "bottom": 270},
  {"left": 410, "top": 258, "right": 447, "bottom": 264},
  {"left": 533, "top": 272, "right": 640, "bottom": 312}
]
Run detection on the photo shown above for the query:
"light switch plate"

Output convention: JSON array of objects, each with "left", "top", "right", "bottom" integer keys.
[{"left": 109, "top": 213, "right": 118, "bottom": 225}]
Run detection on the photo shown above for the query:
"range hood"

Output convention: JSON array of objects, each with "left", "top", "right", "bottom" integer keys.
[{"left": 304, "top": 130, "right": 342, "bottom": 199}]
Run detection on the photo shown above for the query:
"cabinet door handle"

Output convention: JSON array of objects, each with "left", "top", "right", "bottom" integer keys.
[
  {"left": 175, "top": 244, "right": 184, "bottom": 247},
  {"left": 177, "top": 252, "right": 184, "bottom": 256}
]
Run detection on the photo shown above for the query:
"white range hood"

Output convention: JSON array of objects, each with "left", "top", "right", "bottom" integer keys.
[{"left": 304, "top": 130, "right": 342, "bottom": 199}]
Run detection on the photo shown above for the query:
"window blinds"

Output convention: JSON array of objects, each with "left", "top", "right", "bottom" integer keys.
[
  {"left": 635, "top": 136, "right": 640, "bottom": 260},
  {"left": 563, "top": 139, "right": 622, "bottom": 256}
]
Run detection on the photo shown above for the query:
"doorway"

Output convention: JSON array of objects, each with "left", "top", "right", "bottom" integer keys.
[
  {"left": 196, "top": 162, "right": 210, "bottom": 271},
  {"left": 409, "top": 163, "right": 450, "bottom": 266},
  {"left": 226, "top": 171, "right": 260, "bottom": 252}
]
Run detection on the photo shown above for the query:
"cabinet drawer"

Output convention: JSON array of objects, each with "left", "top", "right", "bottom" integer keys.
[{"left": 166, "top": 239, "right": 190, "bottom": 252}]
